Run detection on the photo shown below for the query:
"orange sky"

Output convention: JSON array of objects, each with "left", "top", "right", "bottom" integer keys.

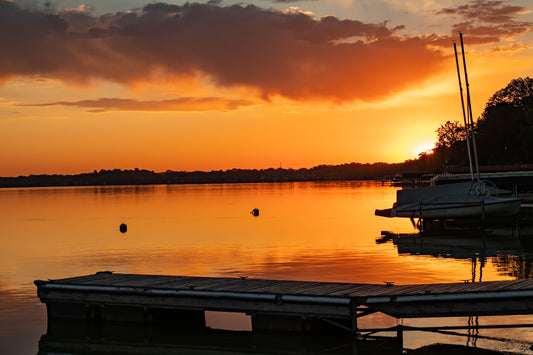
[{"left": 0, "top": 0, "right": 532, "bottom": 176}]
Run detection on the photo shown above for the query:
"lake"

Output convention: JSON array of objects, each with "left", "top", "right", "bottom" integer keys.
[{"left": 1, "top": 181, "right": 533, "bottom": 354}]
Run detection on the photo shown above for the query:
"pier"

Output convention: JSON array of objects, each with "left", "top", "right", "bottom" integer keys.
[{"left": 35, "top": 272, "right": 533, "bottom": 336}]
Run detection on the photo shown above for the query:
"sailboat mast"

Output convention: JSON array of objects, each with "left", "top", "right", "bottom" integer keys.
[
  {"left": 460, "top": 33, "right": 481, "bottom": 183},
  {"left": 454, "top": 42, "right": 474, "bottom": 181}
]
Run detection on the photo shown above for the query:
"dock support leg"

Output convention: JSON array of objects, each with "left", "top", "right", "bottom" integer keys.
[
  {"left": 396, "top": 325, "right": 404, "bottom": 352},
  {"left": 415, "top": 217, "right": 425, "bottom": 232},
  {"left": 481, "top": 200, "right": 485, "bottom": 230},
  {"left": 351, "top": 300, "right": 358, "bottom": 336}
]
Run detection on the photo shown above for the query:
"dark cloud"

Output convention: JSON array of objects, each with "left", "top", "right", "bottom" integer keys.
[
  {"left": 437, "top": 0, "right": 532, "bottom": 45},
  {"left": 438, "top": 0, "right": 523, "bottom": 22},
  {"left": 2, "top": 0, "right": 524, "bottom": 102},
  {"left": 20, "top": 97, "right": 256, "bottom": 112}
]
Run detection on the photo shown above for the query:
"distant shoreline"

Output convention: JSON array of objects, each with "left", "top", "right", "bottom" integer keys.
[{"left": 0, "top": 162, "right": 421, "bottom": 188}]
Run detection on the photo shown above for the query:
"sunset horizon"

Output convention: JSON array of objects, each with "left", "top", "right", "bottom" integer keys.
[
  {"left": 1, "top": 0, "right": 532, "bottom": 177},
  {"left": 0, "top": 160, "right": 412, "bottom": 179}
]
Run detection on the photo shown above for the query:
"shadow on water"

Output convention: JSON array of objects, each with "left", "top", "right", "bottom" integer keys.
[
  {"left": 377, "top": 218, "right": 533, "bottom": 281},
  {"left": 38, "top": 319, "right": 403, "bottom": 355},
  {"left": 37, "top": 319, "right": 511, "bottom": 355}
]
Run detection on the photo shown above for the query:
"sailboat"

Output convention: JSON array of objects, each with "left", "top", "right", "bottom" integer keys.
[{"left": 375, "top": 34, "right": 522, "bottom": 221}]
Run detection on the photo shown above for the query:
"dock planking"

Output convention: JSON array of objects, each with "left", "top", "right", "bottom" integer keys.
[{"left": 35, "top": 272, "right": 533, "bottom": 334}]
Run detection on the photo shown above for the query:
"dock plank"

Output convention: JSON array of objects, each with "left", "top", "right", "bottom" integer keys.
[
  {"left": 232, "top": 279, "right": 289, "bottom": 293},
  {"left": 241, "top": 280, "right": 318, "bottom": 294}
]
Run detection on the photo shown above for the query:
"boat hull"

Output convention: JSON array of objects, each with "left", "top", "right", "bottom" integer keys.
[{"left": 381, "top": 198, "right": 521, "bottom": 219}]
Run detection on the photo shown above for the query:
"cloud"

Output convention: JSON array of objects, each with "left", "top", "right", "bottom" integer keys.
[
  {"left": 490, "top": 43, "right": 529, "bottom": 53},
  {"left": 437, "top": 0, "right": 532, "bottom": 45},
  {"left": 0, "top": 0, "right": 527, "bottom": 102},
  {"left": 20, "top": 97, "right": 256, "bottom": 112}
]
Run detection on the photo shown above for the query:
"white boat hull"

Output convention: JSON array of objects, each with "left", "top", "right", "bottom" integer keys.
[
  {"left": 375, "top": 181, "right": 522, "bottom": 219},
  {"left": 391, "top": 197, "right": 521, "bottom": 219}
]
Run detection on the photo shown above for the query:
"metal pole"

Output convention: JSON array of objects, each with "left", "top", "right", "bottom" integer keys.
[
  {"left": 460, "top": 33, "right": 481, "bottom": 183},
  {"left": 454, "top": 42, "right": 474, "bottom": 181}
]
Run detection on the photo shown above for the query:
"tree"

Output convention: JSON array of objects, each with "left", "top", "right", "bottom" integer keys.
[
  {"left": 436, "top": 121, "right": 466, "bottom": 148},
  {"left": 429, "top": 77, "right": 533, "bottom": 169},
  {"left": 484, "top": 77, "right": 533, "bottom": 114},
  {"left": 476, "top": 77, "right": 533, "bottom": 164}
]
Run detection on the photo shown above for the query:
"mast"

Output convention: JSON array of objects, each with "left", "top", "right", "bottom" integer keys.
[
  {"left": 460, "top": 33, "right": 481, "bottom": 183},
  {"left": 454, "top": 42, "right": 474, "bottom": 181}
]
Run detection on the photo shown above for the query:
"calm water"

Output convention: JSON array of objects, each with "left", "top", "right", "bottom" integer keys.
[{"left": 1, "top": 181, "right": 533, "bottom": 354}]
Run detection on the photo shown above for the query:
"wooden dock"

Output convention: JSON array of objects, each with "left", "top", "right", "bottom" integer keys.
[{"left": 35, "top": 272, "right": 533, "bottom": 334}]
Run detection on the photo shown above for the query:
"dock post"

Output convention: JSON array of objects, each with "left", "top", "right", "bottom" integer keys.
[
  {"left": 418, "top": 202, "right": 423, "bottom": 232},
  {"left": 351, "top": 299, "right": 358, "bottom": 336},
  {"left": 481, "top": 200, "right": 485, "bottom": 230},
  {"left": 396, "top": 324, "right": 404, "bottom": 351},
  {"left": 85, "top": 303, "right": 103, "bottom": 324},
  {"left": 143, "top": 306, "right": 153, "bottom": 324}
]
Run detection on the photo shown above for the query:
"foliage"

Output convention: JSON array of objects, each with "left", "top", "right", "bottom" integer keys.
[
  {"left": 484, "top": 77, "right": 533, "bottom": 114},
  {"left": 428, "top": 76, "right": 533, "bottom": 169},
  {"left": 436, "top": 121, "right": 466, "bottom": 149},
  {"left": 0, "top": 162, "right": 429, "bottom": 187},
  {"left": 476, "top": 77, "right": 533, "bottom": 165}
]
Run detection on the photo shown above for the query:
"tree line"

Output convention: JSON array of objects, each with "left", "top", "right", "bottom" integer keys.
[
  {"left": 0, "top": 162, "right": 427, "bottom": 188},
  {"left": 420, "top": 77, "right": 533, "bottom": 173}
]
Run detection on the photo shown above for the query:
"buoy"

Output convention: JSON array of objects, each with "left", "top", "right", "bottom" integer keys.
[
  {"left": 119, "top": 223, "right": 127, "bottom": 233},
  {"left": 251, "top": 208, "right": 259, "bottom": 217}
]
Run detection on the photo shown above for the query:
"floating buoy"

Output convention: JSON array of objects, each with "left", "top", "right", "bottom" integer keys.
[
  {"left": 251, "top": 208, "right": 259, "bottom": 217},
  {"left": 119, "top": 223, "right": 127, "bottom": 233}
]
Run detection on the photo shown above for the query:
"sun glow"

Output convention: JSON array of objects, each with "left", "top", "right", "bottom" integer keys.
[{"left": 412, "top": 141, "right": 435, "bottom": 157}]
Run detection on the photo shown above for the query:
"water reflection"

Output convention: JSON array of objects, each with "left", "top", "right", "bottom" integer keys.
[
  {"left": 2, "top": 182, "right": 533, "bottom": 354},
  {"left": 377, "top": 226, "right": 533, "bottom": 283},
  {"left": 375, "top": 226, "right": 533, "bottom": 352},
  {"left": 38, "top": 320, "right": 404, "bottom": 355},
  {"left": 494, "top": 254, "right": 533, "bottom": 279},
  {"left": 0, "top": 281, "right": 45, "bottom": 355}
]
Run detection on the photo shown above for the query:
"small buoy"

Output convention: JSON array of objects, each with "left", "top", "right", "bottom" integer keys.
[
  {"left": 251, "top": 208, "right": 259, "bottom": 217},
  {"left": 119, "top": 223, "right": 127, "bottom": 233}
]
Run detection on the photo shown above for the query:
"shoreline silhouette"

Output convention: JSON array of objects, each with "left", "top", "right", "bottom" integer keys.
[{"left": 0, "top": 162, "right": 417, "bottom": 188}]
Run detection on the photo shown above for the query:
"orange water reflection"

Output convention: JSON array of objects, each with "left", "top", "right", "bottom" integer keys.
[
  {"left": 0, "top": 182, "right": 527, "bottom": 287},
  {"left": 1, "top": 181, "right": 533, "bottom": 353}
]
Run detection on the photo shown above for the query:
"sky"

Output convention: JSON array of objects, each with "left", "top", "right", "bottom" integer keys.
[{"left": 0, "top": 0, "right": 532, "bottom": 176}]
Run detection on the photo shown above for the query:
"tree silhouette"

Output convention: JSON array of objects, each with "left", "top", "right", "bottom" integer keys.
[
  {"left": 485, "top": 77, "right": 533, "bottom": 113},
  {"left": 436, "top": 120, "right": 466, "bottom": 149},
  {"left": 476, "top": 77, "right": 533, "bottom": 164}
]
